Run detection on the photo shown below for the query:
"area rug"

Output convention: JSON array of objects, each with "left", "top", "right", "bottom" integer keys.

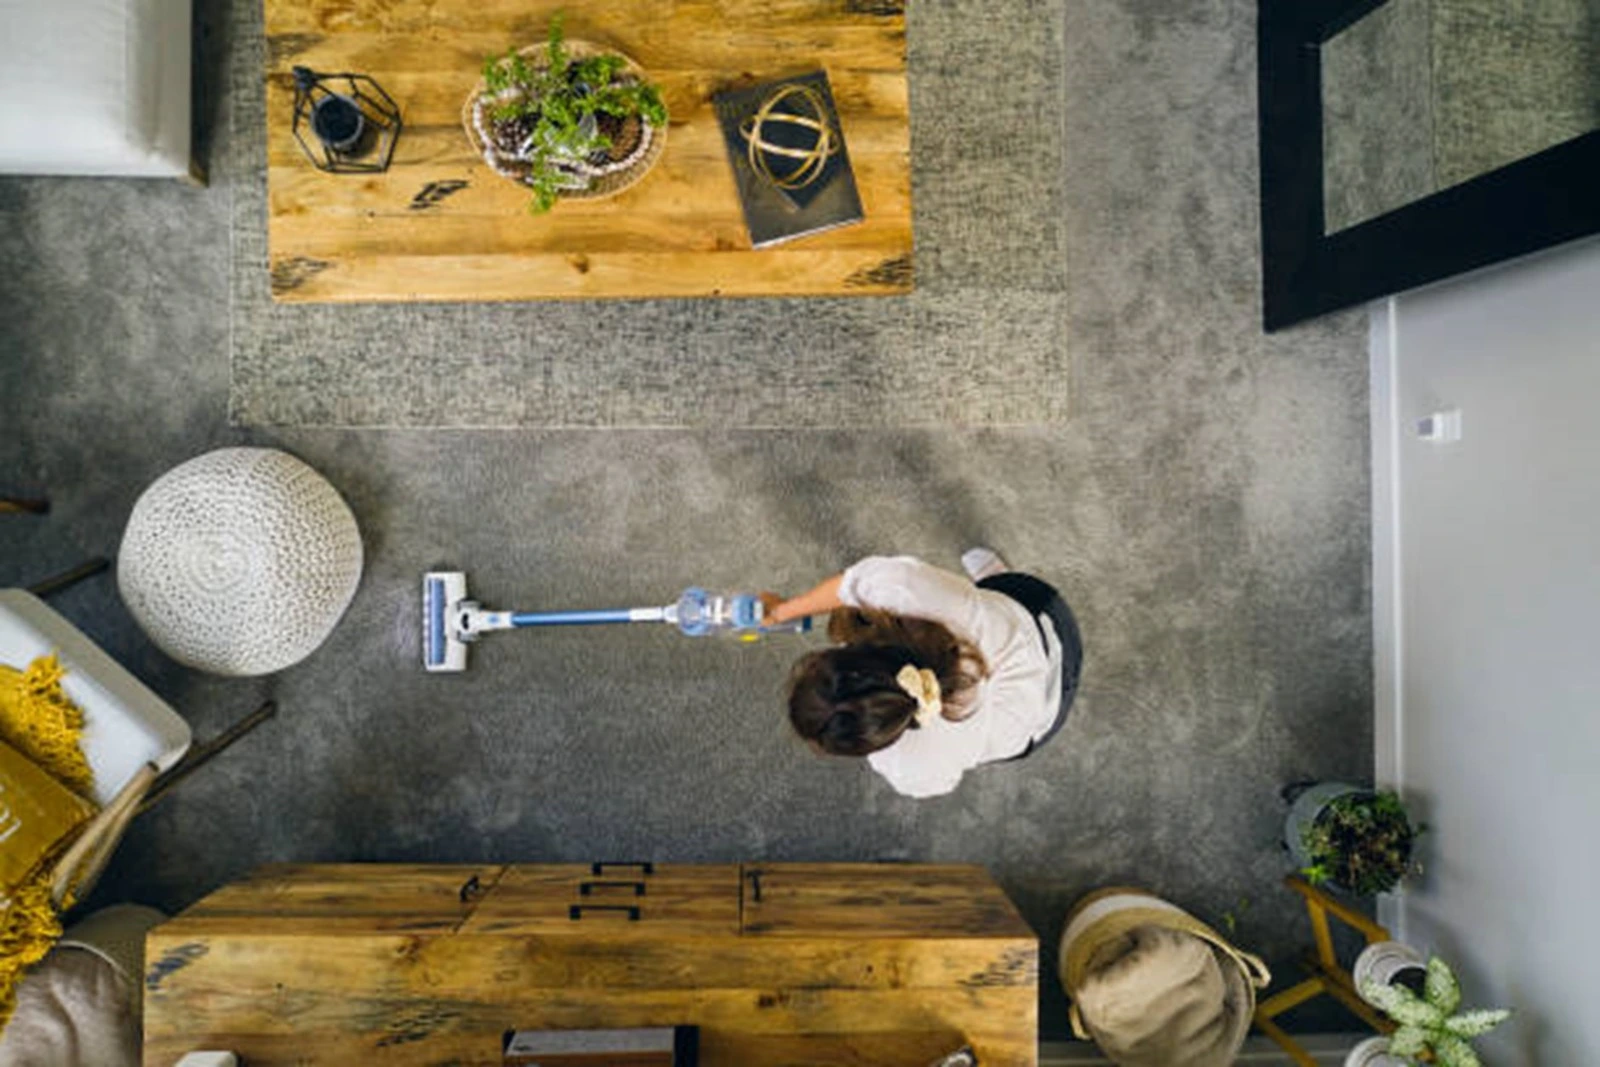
[{"left": 225, "top": 0, "right": 1069, "bottom": 428}]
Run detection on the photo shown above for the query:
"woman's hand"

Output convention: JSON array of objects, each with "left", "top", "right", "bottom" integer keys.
[
  {"left": 765, "top": 574, "right": 846, "bottom": 624},
  {"left": 759, "top": 591, "right": 786, "bottom": 622}
]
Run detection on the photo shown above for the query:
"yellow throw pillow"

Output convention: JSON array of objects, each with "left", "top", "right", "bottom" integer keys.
[{"left": 0, "top": 738, "right": 95, "bottom": 891}]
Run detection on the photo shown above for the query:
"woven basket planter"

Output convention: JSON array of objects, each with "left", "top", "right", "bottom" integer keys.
[{"left": 464, "top": 41, "right": 667, "bottom": 204}]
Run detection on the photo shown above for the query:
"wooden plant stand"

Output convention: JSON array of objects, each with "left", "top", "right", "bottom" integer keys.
[{"left": 1254, "top": 875, "right": 1396, "bottom": 1067}]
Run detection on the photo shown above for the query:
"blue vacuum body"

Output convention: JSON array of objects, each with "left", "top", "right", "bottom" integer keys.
[{"left": 423, "top": 571, "right": 809, "bottom": 672}]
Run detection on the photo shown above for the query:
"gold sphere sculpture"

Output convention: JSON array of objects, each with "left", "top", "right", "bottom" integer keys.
[{"left": 738, "top": 84, "right": 840, "bottom": 191}]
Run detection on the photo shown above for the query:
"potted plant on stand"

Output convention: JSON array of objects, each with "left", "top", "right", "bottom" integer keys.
[
  {"left": 1284, "top": 783, "right": 1420, "bottom": 895},
  {"left": 466, "top": 15, "right": 669, "bottom": 213},
  {"left": 1348, "top": 956, "right": 1510, "bottom": 1067}
]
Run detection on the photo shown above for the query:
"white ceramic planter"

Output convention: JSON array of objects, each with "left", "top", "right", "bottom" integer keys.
[
  {"left": 1345, "top": 1036, "right": 1403, "bottom": 1067},
  {"left": 1284, "top": 781, "right": 1366, "bottom": 871},
  {"left": 1353, "top": 940, "right": 1428, "bottom": 1005}
]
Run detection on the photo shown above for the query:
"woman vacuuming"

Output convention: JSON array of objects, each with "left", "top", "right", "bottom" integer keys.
[{"left": 765, "top": 549, "right": 1083, "bottom": 798}]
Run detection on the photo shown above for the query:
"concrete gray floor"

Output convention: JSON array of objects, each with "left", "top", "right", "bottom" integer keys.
[{"left": 1, "top": 0, "right": 1371, "bottom": 1039}]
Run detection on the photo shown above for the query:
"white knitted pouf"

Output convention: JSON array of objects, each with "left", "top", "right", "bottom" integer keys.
[{"left": 118, "top": 448, "right": 363, "bottom": 676}]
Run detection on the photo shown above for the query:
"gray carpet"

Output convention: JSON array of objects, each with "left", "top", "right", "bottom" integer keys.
[
  {"left": 1, "top": 0, "right": 1372, "bottom": 1040},
  {"left": 228, "top": 0, "right": 1072, "bottom": 428}
]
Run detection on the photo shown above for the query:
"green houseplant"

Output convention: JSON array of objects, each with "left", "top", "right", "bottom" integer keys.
[
  {"left": 1359, "top": 956, "right": 1510, "bottom": 1067},
  {"left": 467, "top": 15, "right": 668, "bottom": 212},
  {"left": 1286, "top": 783, "right": 1419, "bottom": 895}
]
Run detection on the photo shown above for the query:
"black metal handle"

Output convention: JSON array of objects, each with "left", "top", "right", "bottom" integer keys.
[
  {"left": 569, "top": 904, "right": 641, "bottom": 921},
  {"left": 459, "top": 874, "right": 482, "bottom": 904},
  {"left": 747, "top": 870, "right": 763, "bottom": 903},
  {"left": 580, "top": 880, "right": 646, "bottom": 897},
  {"left": 591, "top": 861, "right": 654, "bottom": 876}
]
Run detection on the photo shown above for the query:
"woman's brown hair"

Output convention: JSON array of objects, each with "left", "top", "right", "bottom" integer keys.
[{"left": 787, "top": 609, "right": 988, "bottom": 757}]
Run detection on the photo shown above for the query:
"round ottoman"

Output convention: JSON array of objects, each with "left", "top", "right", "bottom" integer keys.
[{"left": 118, "top": 448, "right": 362, "bottom": 676}]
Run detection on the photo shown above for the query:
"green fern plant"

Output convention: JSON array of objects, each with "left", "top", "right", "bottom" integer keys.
[{"left": 1360, "top": 956, "right": 1509, "bottom": 1067}]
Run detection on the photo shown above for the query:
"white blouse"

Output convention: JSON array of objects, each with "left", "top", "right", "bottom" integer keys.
[{"left": 837, "top": 556, "right": 1063, "bottom": 798}]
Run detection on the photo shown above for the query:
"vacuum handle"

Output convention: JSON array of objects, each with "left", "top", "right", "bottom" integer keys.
[{"left": 510, "top": 607, "right": 666, "bottom": 627}]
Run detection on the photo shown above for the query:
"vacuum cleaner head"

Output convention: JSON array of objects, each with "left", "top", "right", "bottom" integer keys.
[{"left": 423, "top": 570, "right": 469, "bottom": 672}]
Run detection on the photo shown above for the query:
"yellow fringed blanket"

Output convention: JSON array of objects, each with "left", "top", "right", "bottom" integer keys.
[{"left": 0, "top": 654, "right": 98, "bottom": 1030}]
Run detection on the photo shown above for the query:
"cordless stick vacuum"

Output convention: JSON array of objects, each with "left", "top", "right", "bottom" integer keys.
[{"left": 423, "top": 570, "right": 812, "bottom": 672}]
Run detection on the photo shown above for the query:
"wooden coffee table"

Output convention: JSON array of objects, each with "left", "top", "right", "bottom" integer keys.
[
  {"left": 144, "top": 863, "right": 1037, "bottom": 1065},
  {"left": 263, "top": 0, "right": 912, "bottom": 302}
]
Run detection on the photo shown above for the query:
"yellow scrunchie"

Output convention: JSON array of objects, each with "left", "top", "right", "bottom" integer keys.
[{"left": 895, "top": 664, "right": 942, "bottom": 725}]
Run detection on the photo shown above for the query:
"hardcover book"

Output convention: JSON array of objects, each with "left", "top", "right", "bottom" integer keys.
[{"left": 713, "top": 71, "right": 865, "bottom": 248}]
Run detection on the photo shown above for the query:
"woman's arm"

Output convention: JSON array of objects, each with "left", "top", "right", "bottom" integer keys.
[{"left": 766, "top": 574, "right": 845, "bottom": 624}]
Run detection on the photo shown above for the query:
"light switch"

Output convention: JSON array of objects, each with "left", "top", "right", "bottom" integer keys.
[{"left": 1416, "top": 409, "right": 1462, "bottom": 443}]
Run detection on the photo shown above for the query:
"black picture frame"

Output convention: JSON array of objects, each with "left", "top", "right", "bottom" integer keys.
[{"left": 1258, "top": 0, "right": 1600, "bottom": 331}]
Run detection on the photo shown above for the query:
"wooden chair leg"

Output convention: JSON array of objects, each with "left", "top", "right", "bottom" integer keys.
[
  {"left": 0, "top": 496, "right": 50, "bottom": 515},
  {"left": 51, "top": 762, "right": 160, "bottom": 906},
  {"left": 139, "top": 701, "right": 278, "bottom": 815},
  {"left": 1253, "top": 1014, "right": 1323, "bottom": 1067},
  {"left": 27, "top": 558, "right": 111, "bottom": 598}
]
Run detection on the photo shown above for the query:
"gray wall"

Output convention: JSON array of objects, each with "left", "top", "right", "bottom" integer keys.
[{"left": 1372, "top": 236, "right": 1600, "bottom": 1066}]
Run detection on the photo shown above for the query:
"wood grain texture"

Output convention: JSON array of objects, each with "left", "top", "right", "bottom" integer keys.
[
  {"left": 458, "top": 863, "right": 740, "bottom": 937},
  {"left": 264, "top": 0, "right": 912, "bottom": 301},
  {"left": 742, "top": 863, "right": 1037, "bottom": 939},
  {"left": 168, "top": 862, "right": 506, "bottom": 933},
  {"left": 145, "top": 863, "right": 1035, "bottom": 1066}
]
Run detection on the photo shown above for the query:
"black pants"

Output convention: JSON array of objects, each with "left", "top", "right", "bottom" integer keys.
[{"left": 977, "top": 572, "right": 1083, "bottom": 760}]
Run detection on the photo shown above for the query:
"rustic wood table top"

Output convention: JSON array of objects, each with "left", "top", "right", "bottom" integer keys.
[
  {"left": 143, "top": 863, "right": 1037, "bottom": 1066},
  {"left": 264, "top": 0, "right": 913, "bottom": 302}
]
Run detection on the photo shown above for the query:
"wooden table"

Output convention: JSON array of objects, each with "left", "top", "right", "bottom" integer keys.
[
  {"left": 144, "top": 862, "right": 1037, "bottom": 1065},
  {"left": 264, "top": 0, "right": 913, "bottom": 302}
]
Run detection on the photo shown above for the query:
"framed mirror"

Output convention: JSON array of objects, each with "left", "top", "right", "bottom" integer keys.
[{"left": 1258, "top": 0, "right": 1600, "bottom": 331}]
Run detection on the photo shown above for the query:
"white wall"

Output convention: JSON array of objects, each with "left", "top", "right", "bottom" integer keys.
[{"left": 1372, "top": 237, "right": 1600, "bottom": 1066}]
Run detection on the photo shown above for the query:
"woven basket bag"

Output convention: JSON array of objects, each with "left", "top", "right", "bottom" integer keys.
[{"left": 1059, "top": 887, "right": 1273, "bottom": 1067}]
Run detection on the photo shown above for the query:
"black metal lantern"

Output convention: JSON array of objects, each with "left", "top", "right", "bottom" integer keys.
[{"left": 291, "top": 66, "right": 402, "bottom": 173}]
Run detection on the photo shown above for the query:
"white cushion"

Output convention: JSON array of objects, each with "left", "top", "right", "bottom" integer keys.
[
  {"left": 0, "top": 945, "right": 138, "bottom": 1067},
  {"left": 0, "top": 0, "right": 191, "bottom": 176}
]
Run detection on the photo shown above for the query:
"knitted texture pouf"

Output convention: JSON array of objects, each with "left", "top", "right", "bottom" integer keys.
[{"left": 118, "top": 449, "right": 362, "bottom": 676}]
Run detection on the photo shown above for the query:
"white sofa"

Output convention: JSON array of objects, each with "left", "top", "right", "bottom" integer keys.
[{"left": 0, "top": 0, "right": 193, "bottom": 177}]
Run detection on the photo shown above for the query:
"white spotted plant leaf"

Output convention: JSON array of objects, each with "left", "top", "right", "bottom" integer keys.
[
  {"left": 1446, "top": 1009, "right": 1511, "bottom": 1038},
  {"left": 1387, "top": 1025, "right": 1428, "bottom": 1058},
  {"left": 1361, "top": 980, "right": 1441, "bottom": 1028},
  {"left": 1432, "top": 1034, "right": 1482, "bottom": 1067},
  {"left": 1426, "top": 955, "right": 1463, "bottom": 1015}
]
